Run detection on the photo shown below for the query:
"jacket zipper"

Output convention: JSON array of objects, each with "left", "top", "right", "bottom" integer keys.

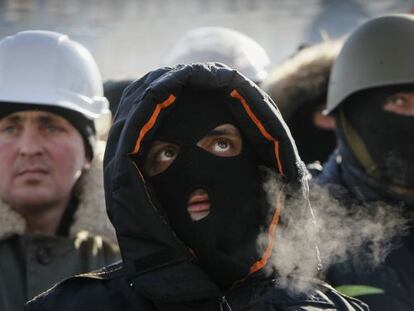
[{"left": 219, "top": 296, "right": 233, "bottom": 311}]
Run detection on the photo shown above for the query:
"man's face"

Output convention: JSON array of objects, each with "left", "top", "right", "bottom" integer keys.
[
  {"left": 0, "top": 110, "right": 90, "bottom": 214},
  {"left": 144, "top": 123, "right": 242, "bottom": 221},
  {"left": 141, "top": 88, "right": 268, "bottom": 289},
  {"left": 344, "top": 89, "right": 414, "bottom": 187},
  {"left": 382, "top": 92, "right": 414, "bottom": 116}
]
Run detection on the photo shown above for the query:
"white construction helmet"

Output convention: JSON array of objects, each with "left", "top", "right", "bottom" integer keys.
[
  {"left": 0, "top": 30, "right": 111, "bottom": 141},
  {"left": 163, "top": 27, "right": 270, "bottom": 83}
]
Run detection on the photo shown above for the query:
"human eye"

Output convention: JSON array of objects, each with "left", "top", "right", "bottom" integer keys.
[
  {"left": 197, "top": 124, "right": 242, "bottom": 157},
  {"left": 199, "top": 135, "right": 241, "bottom": 157},
  {"left": 212, "top": 138, "right": 232, "bottom": 153},
  {"left": 0, "top": 122, "right": 20, "bottom": 136},
  {"left": 156, "top": 146, "right": 178, "bottom": 162},
  {"left": 383, "top": 93, "right": 414, "bottom": 116},
  {"left": 45, "top": 124, "right": 65, "bottom": 133},
  {"left": 144, "top": 142, "right": 180, "bottom": 177},
  {"left": 1, "top": 125, "right": 17, "bottom": 134},
  {"left": 386, "top": 95, "right": 405, "bottom": 106}
]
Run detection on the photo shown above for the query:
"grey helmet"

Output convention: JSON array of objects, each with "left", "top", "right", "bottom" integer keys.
[
  {"left": 326, "top": 14, "right": 414, "bottom": 114},
  {"left": 262, "top": 39, "right": 343, "bottom": 120}
]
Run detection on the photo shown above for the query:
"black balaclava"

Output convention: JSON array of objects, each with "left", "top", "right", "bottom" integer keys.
[
  {"left": 339, "top": 85, "right": 414, "bottom": 190},
  {"left": 146, "top": 88, "right": 268, "bottom": 290},
  {"left": 288, "top": 102, "right": 336, "bottom": 164}
]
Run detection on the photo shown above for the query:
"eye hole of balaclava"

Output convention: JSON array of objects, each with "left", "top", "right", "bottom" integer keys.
[
  {"left": 143, "top": 87, "right": 269, "bottom": 290},
  {"left": 143, "top": 122, "right": 243, "bottom": 179},
  {"left": 342, "top": 85, "right": 414, "bottom": 188}
]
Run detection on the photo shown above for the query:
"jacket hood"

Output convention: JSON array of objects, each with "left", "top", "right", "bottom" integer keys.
[
  {"left": 262, "top": 40, "right": 343, "bottom": 121},
  {"left": 0, "top": 141, "right": 116, "bottom": 242},
  {"left": 104, "top": 63, "right": 316, "bottom": 298}
]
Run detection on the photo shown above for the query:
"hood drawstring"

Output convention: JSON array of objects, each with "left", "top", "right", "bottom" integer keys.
[{"left": 219, "top": 296, "right": 233, "bottom": 311}]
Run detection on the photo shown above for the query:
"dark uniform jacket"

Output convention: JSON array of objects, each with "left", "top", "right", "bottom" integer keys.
[
  {"left": 315, "top": 151, "right": 414, "bottom": 311},
  {"left": 26, "top": 63, "right": 368, "bottom": 311}
]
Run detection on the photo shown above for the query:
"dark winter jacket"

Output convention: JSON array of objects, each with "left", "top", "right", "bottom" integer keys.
[
  {"left": 104, "top": 79, "right": 133, "bottom": 117},
  {"left": 26, "top": 63, "right": 368, "bottom": 311},
  {"left": 315, "top": 150, "right": 414, "bottom": 311}
]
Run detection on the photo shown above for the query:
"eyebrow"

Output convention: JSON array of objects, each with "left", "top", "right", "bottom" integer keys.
[
  {"left": 1, "top": 114, "right": 61, "bottom": 125},
  {"left": 1, "top": 115, "right": 23, "bottom": 123},
  {"left": 206, "top": 127, "right": 239, "bottom": 137},
  {"left": 36, "top": 115, "right": 58, "bottom": 124},
  {"left": 150, "top": 141, "right": 173, "bottom": 148}
]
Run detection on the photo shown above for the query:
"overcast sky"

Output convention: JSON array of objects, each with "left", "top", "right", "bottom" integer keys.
[{"left": 0, "top": 0, "right": 411, "bottom": 80}]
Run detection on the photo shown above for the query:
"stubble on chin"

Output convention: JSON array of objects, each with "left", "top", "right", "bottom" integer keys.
[{"left": 5, "top": 184, "right": 62, "bottom": 216}]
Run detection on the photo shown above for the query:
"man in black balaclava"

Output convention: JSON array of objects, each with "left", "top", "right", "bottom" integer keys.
[
  {"left": 25, "top": 63, "right": 368, "bottom": 311},
  {"left": 338, "top": 86, "right": 414, "bottom": 199},
  {"left": 144, "top": 88, "right": 267, "bottom": 290},
  {"left": 316, "top": 14, "right": 414, "bottom": 311}
]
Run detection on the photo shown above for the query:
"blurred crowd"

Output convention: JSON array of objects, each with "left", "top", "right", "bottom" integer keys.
[{"left": 0, "top": 12, "right": 413, "bottom": 311}]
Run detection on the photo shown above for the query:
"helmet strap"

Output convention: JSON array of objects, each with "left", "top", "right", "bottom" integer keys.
[{"left": 339, "top": 108, "right": 381, "bottom": 179}]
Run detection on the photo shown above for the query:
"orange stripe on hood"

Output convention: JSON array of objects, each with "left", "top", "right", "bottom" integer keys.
[
  {"left": 230, "top": 89, "right": 284, "bottom": 177},
  {"left": 130, "top": 94, "right": 176, "bottom": 155},
  {"left": 248, "top": 192, "right": 281, "bottom": 274},
  {"left": 230, "top": 89, "right": 284, "bottom": 280}
]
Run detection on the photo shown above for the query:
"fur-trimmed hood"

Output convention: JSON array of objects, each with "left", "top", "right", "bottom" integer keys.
[
  {"left": 0, "top": 141, "right": 116, "bottom": 242},
  {"left": 262, "top": 39, "right": 343, "bottom": 120}
]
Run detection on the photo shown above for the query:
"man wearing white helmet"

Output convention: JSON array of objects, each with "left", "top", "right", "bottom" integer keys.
[
  {"left": 163, "top": 26, "right": 270, "bottom": 84},
  {"left": 102, "top": 28, "right": 270, "bottom": 119},
  {"left": 0, "top": 30, "right": 119, "bottom": 310}
]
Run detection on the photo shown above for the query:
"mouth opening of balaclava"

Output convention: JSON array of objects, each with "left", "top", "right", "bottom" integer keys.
[
  {"left": 337, "top": 85, "right": 414, "bottom": 190},
  {"left": 145, "top": 87, "right": 270, "bottom": 290}
]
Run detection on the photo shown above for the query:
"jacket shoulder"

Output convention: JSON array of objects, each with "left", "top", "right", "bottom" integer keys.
[
  {"left": 267, "top": 279, "right": 369, "bottom": 311},
  {"left": 317, "top": 282, "right": 369, "bottom": 311},
  {"left": 24, "top": 262, "right": 147, "bottom": 311}
]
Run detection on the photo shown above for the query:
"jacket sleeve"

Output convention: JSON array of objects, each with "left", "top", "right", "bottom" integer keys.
[
  {"left": 269, "top": 279, "right": 370, "bottom": 311},
  {"left": 323, "top": 286, "right": 370, "bottom": 311},
  {"left": 24, "top": 294, "right": 47, "bottom": 311}
]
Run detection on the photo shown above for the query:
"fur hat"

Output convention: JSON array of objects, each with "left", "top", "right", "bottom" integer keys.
[{"left": 262, "top": 39, "right": 344, "bottom": 120}]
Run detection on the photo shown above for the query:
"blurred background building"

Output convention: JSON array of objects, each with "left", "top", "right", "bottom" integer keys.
[{"left": 0, "top": 0, "right": 411, "bottom": 80}]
